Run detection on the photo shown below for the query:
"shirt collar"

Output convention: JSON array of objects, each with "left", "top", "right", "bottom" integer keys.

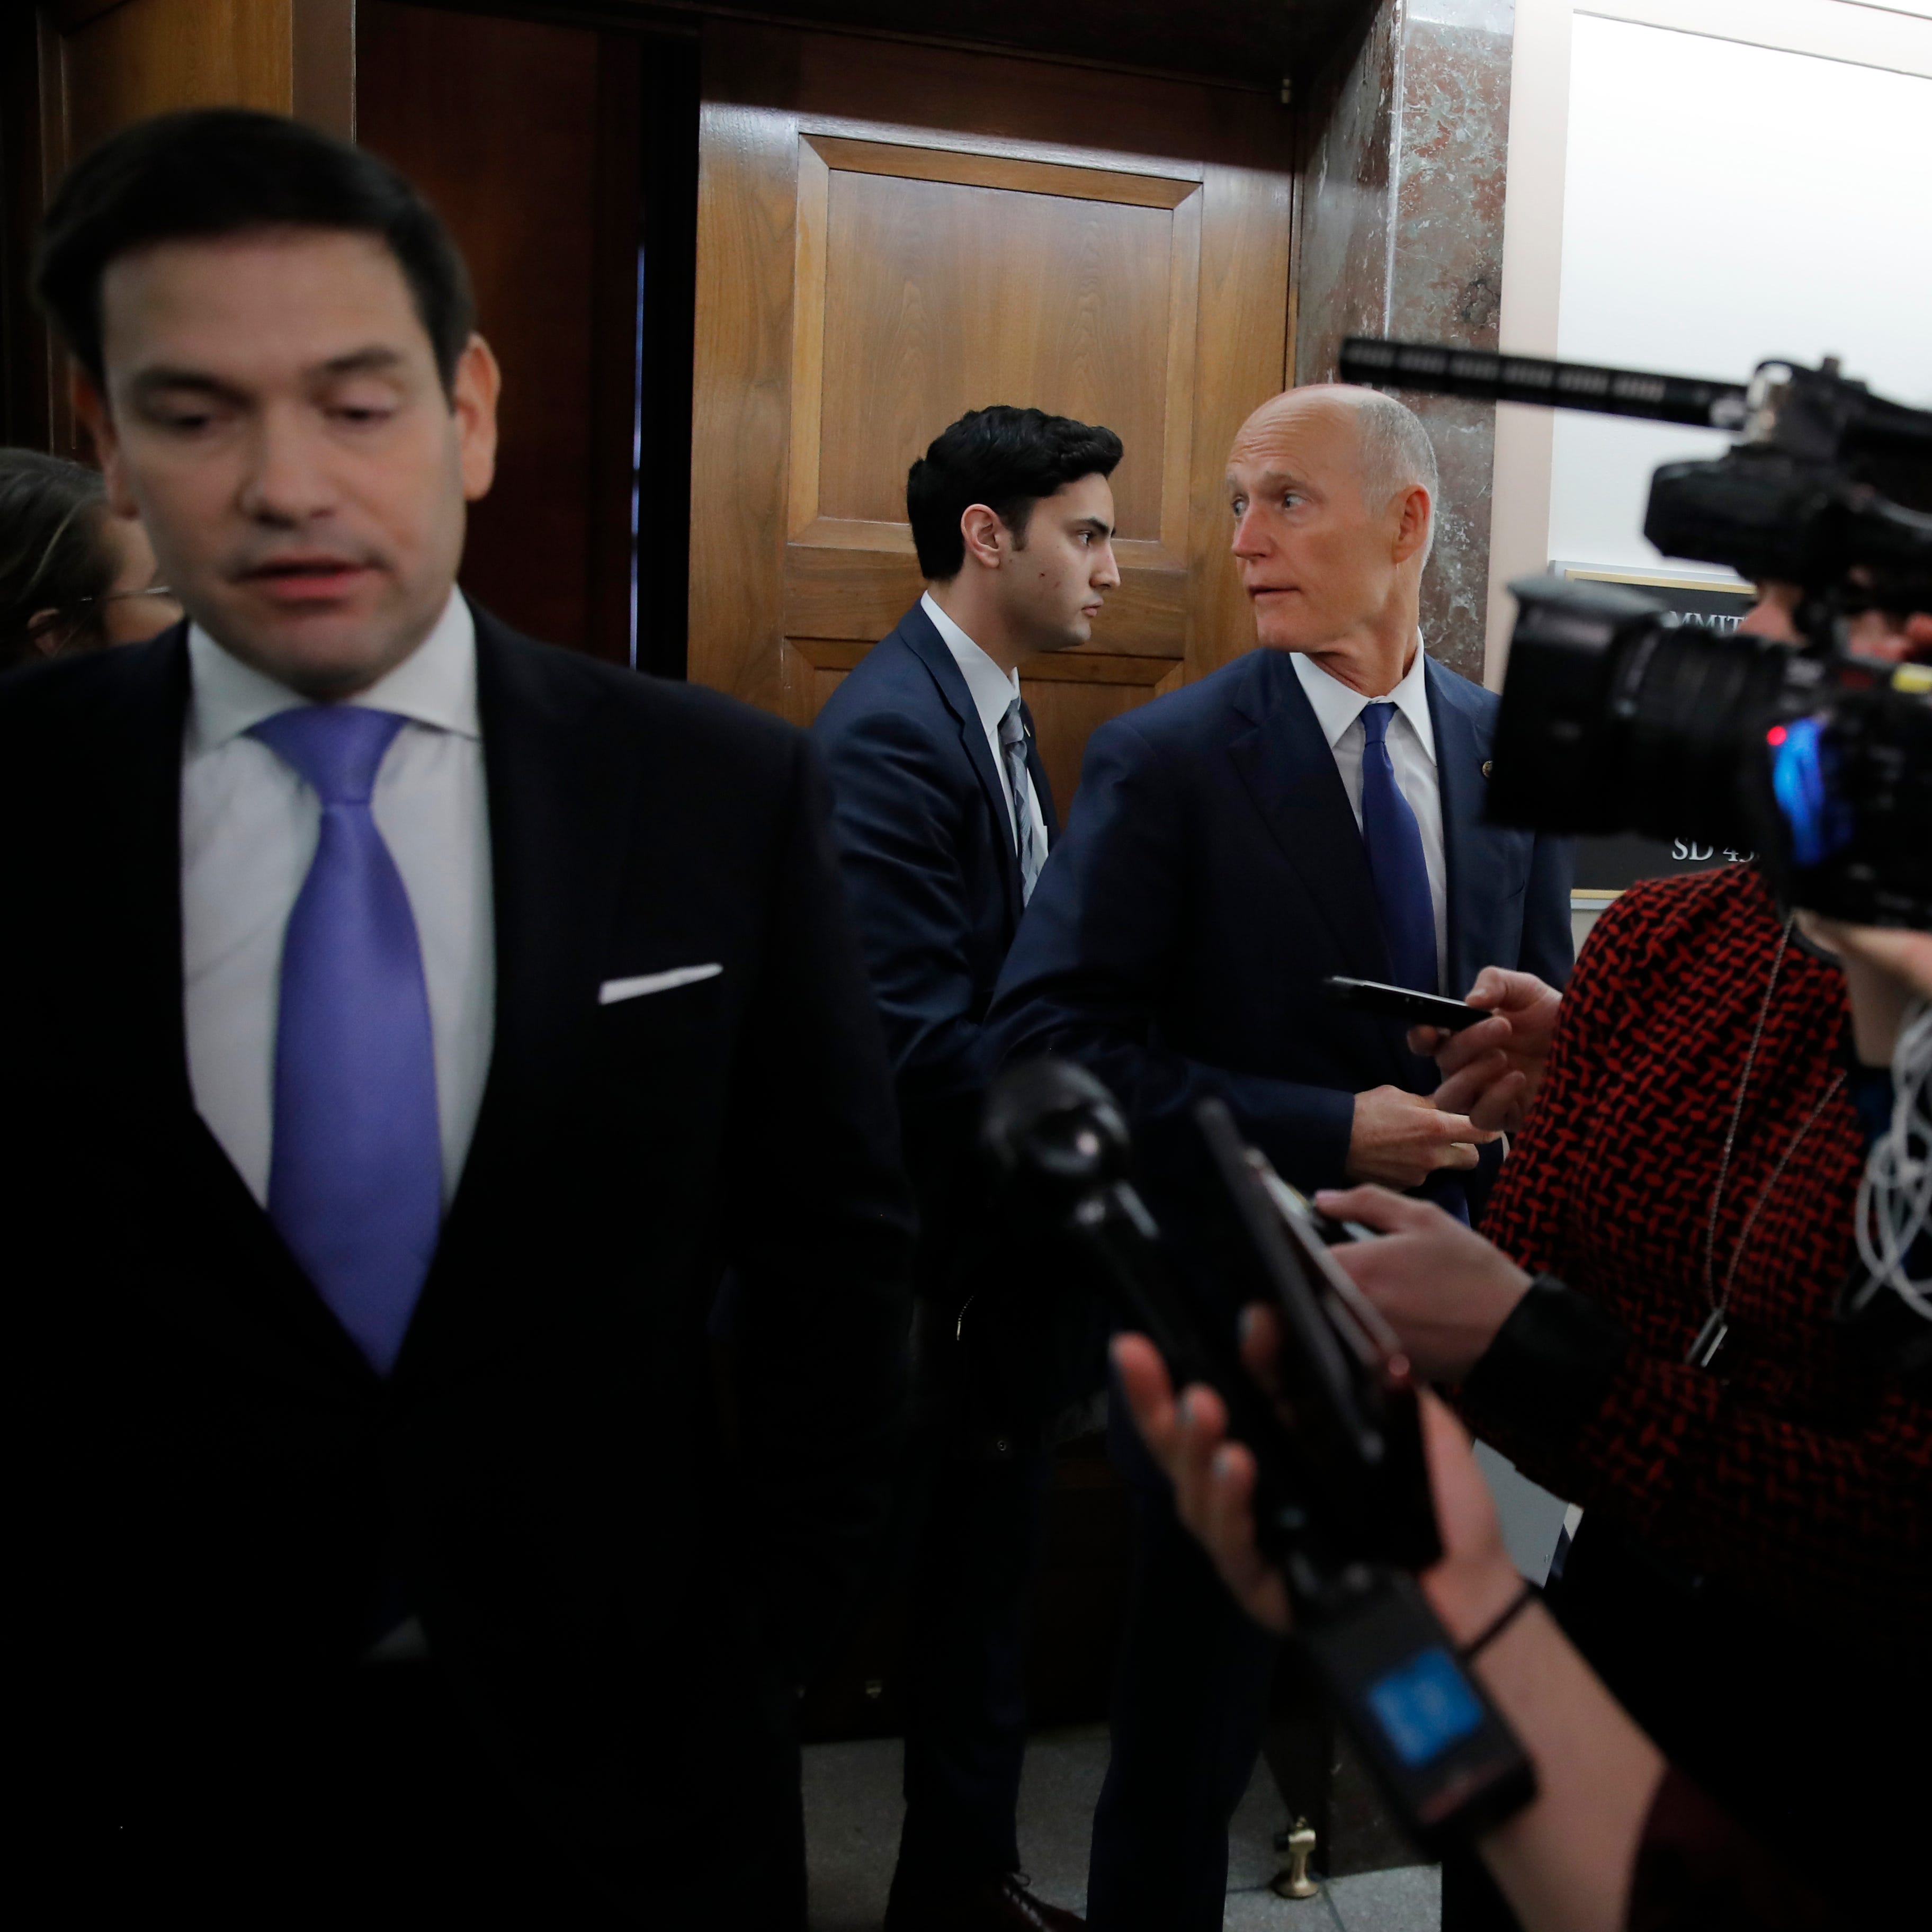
[
  {"left": 1290, "top": 636, "right": 1435, "bottom": 762},
  {"left": 185, "top": 589, "right": 480, "bottom": 758},
  {"left": 921, "top": 590, "right": 1022, "bottom": 744}
]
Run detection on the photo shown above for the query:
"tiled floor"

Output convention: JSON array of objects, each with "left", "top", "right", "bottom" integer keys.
[{"left": 803, "top": 1724, "right": 1439, "bottom": 1931}]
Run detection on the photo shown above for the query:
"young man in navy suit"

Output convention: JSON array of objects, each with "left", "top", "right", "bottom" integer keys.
[
  {"left": 986, "top": 386, "right": 1573, "bottom": 1930},
  {"left": 814, "top": 407, "right": 1122, "bottom": 1931}
]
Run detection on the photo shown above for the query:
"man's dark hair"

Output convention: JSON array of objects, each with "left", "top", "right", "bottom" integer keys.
[
  {"left": 906, "top": 406, "right": 1123, "bottom": 580},
  {"left": 34, "top": 109, "right": 476, "bottom": 395}
]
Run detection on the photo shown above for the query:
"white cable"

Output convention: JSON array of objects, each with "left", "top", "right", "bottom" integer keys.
[{"left": 1853, "top": 996, "right": 1932, "bottom": 1323}]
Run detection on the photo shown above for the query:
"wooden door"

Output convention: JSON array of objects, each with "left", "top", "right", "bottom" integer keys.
[
  {"left": 356, "top": 3, "right": 651, "bottom": 663},
  {"left": 43, "top": 0, "right": 353, "bottom": 162},
  {"left": 690, "top": 20, "right": 1294, "bottom": 815},
  {"left": 28, "top": 0, "right": 354, "bottom": 455}
]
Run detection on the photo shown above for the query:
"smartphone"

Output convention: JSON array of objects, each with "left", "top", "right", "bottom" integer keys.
[
  {"left": 1197, "top": 1101, "right": 1441, "bottom": 1574},
  {"left": 1322, "top": 975, "right": 1493, "bottom": 1032}
]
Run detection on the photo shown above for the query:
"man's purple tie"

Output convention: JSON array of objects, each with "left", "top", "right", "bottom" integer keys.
[{"left": 251, "top": 706, "right": 441, "bottom": 1374}]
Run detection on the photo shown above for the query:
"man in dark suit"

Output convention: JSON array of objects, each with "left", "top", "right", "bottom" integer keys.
[
  {"left": 4, "top": 111, "right": 911, "bottom": 1924},
  {"left": 986, "top": 385, "right": 1574, "bottom": 1930},
  {"left": 813, "top": 407, "right": 1122, "bottom": 1931}
]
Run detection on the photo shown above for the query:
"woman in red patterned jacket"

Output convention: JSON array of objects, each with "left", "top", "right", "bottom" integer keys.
[
  {"left": 1110, "top": 920, "right": 1932, "bottom": 1930},
  {"left": 1308, "top": 598, "right": 1930, "bottom": 1924}
]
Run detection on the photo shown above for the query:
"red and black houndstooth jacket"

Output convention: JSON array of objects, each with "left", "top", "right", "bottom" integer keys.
[{"left": 1462, "top": 862, "right": 1930, "bottom": 1638}]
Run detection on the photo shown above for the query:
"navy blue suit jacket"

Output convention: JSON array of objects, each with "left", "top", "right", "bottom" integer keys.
[
  {"left": 815, "top": 606, "right": 1074, "bottom": 1437},
  {"left": 815, "top": 603, "right": 1057, "bottom": 1306},
  {"left": 985, "top": 645, "right": 1573, "bottom": 1224}
]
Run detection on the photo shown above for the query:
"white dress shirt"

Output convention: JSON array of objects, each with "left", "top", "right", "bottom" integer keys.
[
  {"left": 181, "top": 591, "right": 496, "bottom": 1209},
  {"left": 921, "top": 590, "right": 1050, "bottom": 874},
  {"left": 1292, "top": 641, "right": 1448, "bottom": 991}
]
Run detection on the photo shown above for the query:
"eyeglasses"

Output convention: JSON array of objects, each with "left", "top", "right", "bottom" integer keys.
[
  {"left": 75, "top": 584, "right": 178, "bottom": 609},
  {"left": 29, "top": 583, "right": 184, "bottom": 658}
]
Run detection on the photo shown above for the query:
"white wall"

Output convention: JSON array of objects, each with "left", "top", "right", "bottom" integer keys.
[
  {"left": 1487, "top": 0, "right": 1932, "bottom": 674},
  {"left": 1551, "top": 15, "right": 1932, "bottom": 573}
]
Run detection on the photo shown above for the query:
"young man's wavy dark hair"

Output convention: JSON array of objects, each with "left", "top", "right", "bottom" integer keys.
[
  {"left": 906, "top": 406, "right": 1123, "bottom": 582},
  {"left": 34, "top": 108, "right": 476, "bottom": 396}
]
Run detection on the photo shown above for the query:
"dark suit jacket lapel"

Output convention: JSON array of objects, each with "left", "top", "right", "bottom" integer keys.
[
  {"left": 1427, "top": 659, "right": 1507, "bottom": 1002},
  {"left": 395, "top": 612, "right": 640, "bottom": 1381},
  {"left": 1021, "top": 699, "right": 1059, "bottom": 847},
  {"left": 108, "top": 628, "right": 379, "bottom": 1391},
  {"left": 1228, "top": 650, "right": 1392, "bottom": 981},
  {"left": 899, "top": 603, "right": 1025, "bottom": 924},
  {"left": 113, "top": 627, "right": 198, "bottom": 1110},
  {"left": 1228, "top": 651, "right": 1418, "bottom": 1088}
]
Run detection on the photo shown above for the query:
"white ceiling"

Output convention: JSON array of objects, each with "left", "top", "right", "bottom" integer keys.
[{"left": 1578, "top": 0, "right": 1932, "bottom": 76}]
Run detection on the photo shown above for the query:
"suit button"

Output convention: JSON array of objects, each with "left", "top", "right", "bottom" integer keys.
[{"left": 1481, "top": 759, "right": 1494, "bottom": 780}]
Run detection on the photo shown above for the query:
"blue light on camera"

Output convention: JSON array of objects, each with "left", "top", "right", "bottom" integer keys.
[
  {"left": 1365, "top": 1648, "right": 1484, "bottom": 1768},
  {"left": 1769, "top": 715, "right": 1854, "bottom": 867}
]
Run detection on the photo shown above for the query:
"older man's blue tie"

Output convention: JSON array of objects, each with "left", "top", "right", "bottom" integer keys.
[
  {"left": 1359, "top": 701, "right": 1470, "bottom": 1221},
  {"left": 1358, "top": 701, "right": 1437, "bottom": 995},
  {"left": 251, "top": 706, "right": 441, "bottom": 1375}
]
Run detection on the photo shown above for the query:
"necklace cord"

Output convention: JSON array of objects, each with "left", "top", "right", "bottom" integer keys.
[
  {"left": 1701, "top": 916, "right": 1795, "bottom": 1309},
  {"left": 1697, "top": 915, "right": 1848, "bottom": 1336}
]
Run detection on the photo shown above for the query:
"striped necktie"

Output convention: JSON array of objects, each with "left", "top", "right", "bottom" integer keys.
[{"left": 998, "top": 696, "right": 1043, "bottom": 904}]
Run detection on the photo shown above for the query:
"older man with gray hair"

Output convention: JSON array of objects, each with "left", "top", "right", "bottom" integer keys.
[{"left": 985, "top": 384, "right": 1573, "bottom": 1930}]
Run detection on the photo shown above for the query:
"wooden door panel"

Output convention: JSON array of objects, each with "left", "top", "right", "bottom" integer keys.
[
  {"left": 49, "top": 0, "right": 352, "bottom": 175},
  {"left": 810, "top": 160, "right": 1184, "bottom": 538},
  {"left": 34, "top": 0, "right": 353, "bottom": 455},
  {"left": 691, "top": 19, "right": 1293, "bottom": 814},
  {"left": 357, "top": 3, "right": 641, "bottom": 660},
  {"left": 782, "top": 127, "right": 1200, "bottom": 760},
  {"left": 1022, "top": 655, "right": 1184, "bottom": 822},
  {"left": 57, "top": 0, "right": 291, "bottom": 168}
]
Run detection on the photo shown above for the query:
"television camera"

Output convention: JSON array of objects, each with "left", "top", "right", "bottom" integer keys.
[{"left": 1340, "top": 336, "right": 1932, "bottom": 927}]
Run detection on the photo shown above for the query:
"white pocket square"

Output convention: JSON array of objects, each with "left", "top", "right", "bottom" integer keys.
[{"left": 598, "top": 963, "right": 723, "bottom": 1005}]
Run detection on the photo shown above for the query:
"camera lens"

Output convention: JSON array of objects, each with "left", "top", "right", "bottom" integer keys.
[
  {"left": 1615, "top": 620, "right": 1788, "bottom": 844},
  {"left": 1490, "top": 578, "right": 1785, "bottom": 847}
]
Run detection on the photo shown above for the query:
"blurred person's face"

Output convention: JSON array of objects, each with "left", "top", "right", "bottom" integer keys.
[
  {"left": 1740, "top": 579, "right": 1926, "bottom": 661},
  {"left": 985, "top": 473, "right": 1120, "bottom": 654},
  {"left": 74, "top": 227, "right": 499, "bottom": 700},
  {"left": 1226, "top": 392, "right": 1430, "bottom": 655},
  {"left": 1738, "top": 582, "right": 1804, "bottom": 643},
  {"left": 94, "top": 512, "right": 182, "bottom": 646},
  {"left": 24, "top": 507, "right": 178, "bottom": 656}
]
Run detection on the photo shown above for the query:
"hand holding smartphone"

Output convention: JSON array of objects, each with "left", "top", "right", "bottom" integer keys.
[{"left": 1322, "top": 976, "right": 1497, "bottom": 1033}]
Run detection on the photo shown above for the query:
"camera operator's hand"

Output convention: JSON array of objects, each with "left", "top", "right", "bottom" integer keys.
[
  {"left": 1802, "top": 918, "right": 1932, "bottom": 1065},
  {"left": 1746, "top": 583, "right": 1932, "bottom": 659},
  {"left": 1116, "top": 1313, "right": 1671, "bottom": 1932},
  {"left": 1111, "top": 1315, "right": 1525, "bottom": 1641},
  {"left": 1410, "top": 967, "right": 1563, "bottom": 1133},
  {"left": 1347, "top": 1086, "right": 1497, "bottom": 1188},
  {"left": 1313, "top": 1184, "right": 1532, "bottom": 1380}
]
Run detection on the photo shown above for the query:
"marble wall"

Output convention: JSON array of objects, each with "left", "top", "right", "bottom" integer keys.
[{"left": 1296, "top": 0, "right": 1515, "bottom": 681}]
